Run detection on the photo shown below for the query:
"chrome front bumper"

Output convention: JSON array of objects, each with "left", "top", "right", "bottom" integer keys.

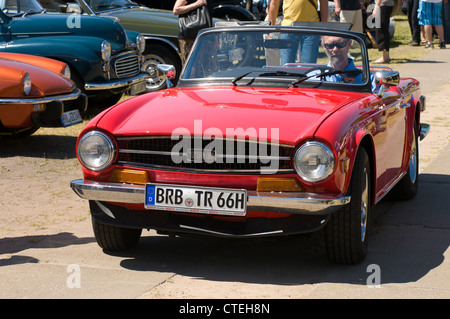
[
  {"left": 84, "top": 73, "right": 149, "bottom": 91},
  {"left": 70, "top": 179, "right": 350, "bottom": 216},
  {"left": 0, "top": 89, "right": 81, "bottom": 104}
]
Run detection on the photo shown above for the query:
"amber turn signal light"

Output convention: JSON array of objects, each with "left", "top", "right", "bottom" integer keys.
[
  {"left": 109, "top": 169, "right": 149, "bottom": 184},
  {"left": 256, "top": 177, "right": 303, "bottom": 192}
]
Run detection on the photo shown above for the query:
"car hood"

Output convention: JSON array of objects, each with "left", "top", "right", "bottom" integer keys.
[
  {"left": 100, "top": 7, "right": 179, "bottom": 38},
  {"left": 96, "top": 86, "right": 365, "bottom": 145},
  {"left": 0, "top": 58, "right": 74, "bottom": 97},
  {"left": 7, "top": 14, "right": 128, "bottom": 48}
]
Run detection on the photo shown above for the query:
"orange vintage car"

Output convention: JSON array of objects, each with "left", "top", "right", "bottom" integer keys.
[{"left": 0, "top": 52, "right": 87, "bottom": 137}]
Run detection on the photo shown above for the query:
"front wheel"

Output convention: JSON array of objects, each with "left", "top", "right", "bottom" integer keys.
[
  {"left": 325, "top": 148, "right": 371, "bottom": 265},
  {"left": 92, "top": 217, "right": 142, "bottom": 251},
  {"left": 142, "top": 44, "right": 181, "bottom": 92}
]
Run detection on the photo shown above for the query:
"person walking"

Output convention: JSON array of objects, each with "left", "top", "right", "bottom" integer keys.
[
  {"left": 406, "top": 0, "right": 421, "bottom": 45},
  {"left": 267, "top": 0, "right": 328, "bottom": 64},
  {"left": 418, "top": 0, "right": 447, "bottom": 49},
  {"left": 373, "top": 0, "right": 394, "bottom": 63},
  {"left": 333, "top": 0, "right": 365, "bottom": 33},
  {"left": 173, "top": 0, "right": 211, "bottom": 64}
]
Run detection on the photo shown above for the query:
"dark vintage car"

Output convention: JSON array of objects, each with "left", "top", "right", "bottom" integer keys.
[
  {"left": 70, "top": 22, "right": 429, "bottom": 264},
  {"left": 41, "top": 0, "right": 184, "bottom": 92},
  {"left": 0, "top": 0, "right": 149, "bottom": 108},
  {"left": 0, "top": 53, "right": 86, "bottom": 137},
  {"left": 138, "top": 0, "right": 257, "bottom": 21}
]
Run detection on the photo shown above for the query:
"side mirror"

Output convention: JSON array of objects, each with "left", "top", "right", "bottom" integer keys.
[
  {"left": 375, "top": 70, "right": 400, "bottom": 97},
  {"left": 157, "top": 64, "right": 175, "bottom": 88}
]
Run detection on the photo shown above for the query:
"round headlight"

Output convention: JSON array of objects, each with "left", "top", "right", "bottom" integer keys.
[
  {"left": 78, "top": 131, "right": 115, "bottom": 171},
  {"left": 23, "top": 73, "right": 32, "bottom": 96},
  {"left": 63, "top": 65, "right": 71, "bottom": 79},
  {"left": 293, "top": 142, "right": 335, "bottom": 182},
  {"left": 101, "top": 40, "right": 111, "bottom": 61},
  {"left": 136, "top": 34, "right": 145, "bottom": 53}
]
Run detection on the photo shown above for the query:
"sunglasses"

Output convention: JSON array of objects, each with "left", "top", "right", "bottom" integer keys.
[{"left": 323, "top": 41, "right": 348, "bottom": 50}]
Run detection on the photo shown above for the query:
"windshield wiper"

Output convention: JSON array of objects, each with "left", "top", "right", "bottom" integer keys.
[
  {"left": 290, "top": 69, "right": 362, "bottom": 87},
  {"left": 232, "top": 70, "right": 305, "bottom": 86}
]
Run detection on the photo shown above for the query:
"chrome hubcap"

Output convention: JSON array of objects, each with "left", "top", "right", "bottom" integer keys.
[
  {"left": 360, "top": 167, "right": 369, "bottom": 242},
  {"left": 142, "top": 54, "right": 173, "bottom": 91},
  {"left": 408, "top": 130, "right": 417, "bottom": 183}
]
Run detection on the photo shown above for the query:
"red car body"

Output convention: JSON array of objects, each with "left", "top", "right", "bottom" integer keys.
[
  {"left": 0, "top": 52, "right": 86, "bottom": 137},
  {"left": 71, "top": 24, "right": 429, "bottom": 264}
]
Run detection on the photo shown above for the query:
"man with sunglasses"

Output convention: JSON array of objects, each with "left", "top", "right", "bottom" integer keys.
[{"left": 321, "top": 36, "right": 376, "bottom": 91}]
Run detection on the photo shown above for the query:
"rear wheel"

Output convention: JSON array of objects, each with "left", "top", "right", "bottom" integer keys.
[
  {"left": 92, "top": 217, "right": 142, "bottom": 251},
  {"left": 325, "top": 148, "right": 371, "bottom": 265},
  {"left": 392, "top": 121, "right": 419, "bottom": 200}
]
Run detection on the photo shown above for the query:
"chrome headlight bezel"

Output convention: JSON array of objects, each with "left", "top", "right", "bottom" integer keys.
[
  {"left": 77, "top": 131, "right": 116, "bottom": 171},
  {"left": 293, "top": 141, "right": 335, "bottom": 182},
  {"left": 63, "top": 65, "right": 71, "bottom": 79},
  {"left": 23, "top": 73, "right": 32, "bottom": 96},
  {"left": 136, "top": 34, "right": 146, "bottom": 53},
  {"left": 101, "top": 40, "right": 111, "bottom": 61}
]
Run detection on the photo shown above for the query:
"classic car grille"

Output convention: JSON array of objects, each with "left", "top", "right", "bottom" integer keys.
[
  {"left": 114, "top": 54, "right": 140, "bottom": 78},
  {"left": 117, "top": 136, "right": 295, "bottom": 174}
]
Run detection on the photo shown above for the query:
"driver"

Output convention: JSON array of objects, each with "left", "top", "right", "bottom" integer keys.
[{"left": 321, "top": 36, "right": 376, "bottom": 91}]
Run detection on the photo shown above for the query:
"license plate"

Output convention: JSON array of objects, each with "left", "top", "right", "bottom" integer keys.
[
  {"left": 60, "top": 109, "right": 82, "bottom": 127},
  {"left": 130, "top": 81, "right": 146, "bottom": 95},
  {"left": 145, "top": 184, "right": 247, "bottom": 216}
]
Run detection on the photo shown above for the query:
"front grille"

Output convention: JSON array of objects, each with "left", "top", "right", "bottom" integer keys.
[
  {"left": 117, "top": 136, "right": 295, "bottom": 174},
  {"left": 114, "top": 53, "right": 140, "bottom": 78}
]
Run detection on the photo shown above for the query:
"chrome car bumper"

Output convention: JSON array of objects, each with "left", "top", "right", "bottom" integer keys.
[
  {"left": 84, "top": 73, "right": 149, "bottom": 91},
  {"left": 70, "top": 179, "right": 351, "bottom": 216},
  {"left": 0, "top": 89, "right": 81, "bottom": 104}
]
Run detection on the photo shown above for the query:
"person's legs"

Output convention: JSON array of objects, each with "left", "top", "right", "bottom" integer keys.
[
  {"left": 374, "top": 6, "right": 393, "bottom": 62},
  {"left": 280, "top": 33, "right": 300, "bottom": 65},
  {"left": 299, "top": 34, "right": 320, "bottom": 63}
]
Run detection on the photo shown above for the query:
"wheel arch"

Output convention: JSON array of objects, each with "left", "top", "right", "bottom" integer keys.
[{"left": 352, "top": 130, "right": 376, "bottom": 207}]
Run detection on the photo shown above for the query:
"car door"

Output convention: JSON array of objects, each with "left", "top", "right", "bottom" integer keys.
[{"left": 378, "top": 86, "right": 406, "bottom": 190}]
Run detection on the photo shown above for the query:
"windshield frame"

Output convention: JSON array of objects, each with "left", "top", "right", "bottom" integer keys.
[
  {"left": 1, "top": 0, "right": 45, "bottom": 17},
  {"left": 178, "top": 25, "right": 372, "bottom": 93},
  {"left": 78, "top": 0, "right": 139, "bottom": 14}
]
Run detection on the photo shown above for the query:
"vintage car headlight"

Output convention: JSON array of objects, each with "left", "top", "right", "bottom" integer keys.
[
  {"left": 136, "top": 34, "right": 146, "bottom": 53},
  {"left": 23, "top": 73, "right": 32, "bottom": 96},
  {"left": 78, "top": 131, "right": 116, "bottom": 171},
  {"left": 293, "top": 142, "right": 335, "bottom": 182},
  {"left": 101, "top": 40, "right": 111, "bottom": 61},
  {"left": 63, "top": 65, "right": 71, "bottom": 79}
]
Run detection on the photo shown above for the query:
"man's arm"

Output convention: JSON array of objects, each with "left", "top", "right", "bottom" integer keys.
[
  {"left": 320, "top": 0, "right": 328, "bottom": 22},
  {"left": 268, "top": 0, "right": 281, "bottom": 25},
  {"left": 334, "top": 0, "right": 341, "bottom": 16}
]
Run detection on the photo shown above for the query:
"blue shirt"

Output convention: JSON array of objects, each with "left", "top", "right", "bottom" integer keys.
[{"left": 325, "top": 58, "right": 377, "bottom": 92}]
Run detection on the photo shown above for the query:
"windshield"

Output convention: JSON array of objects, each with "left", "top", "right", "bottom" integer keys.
[
  {"left": 1, "top": 0, "right": 44, "bottom": 16},
  {"left": 182, "top": 27, "right": 371, "bottom": 91},
  {"left": 83, "top": 0, "right": 137, "bottom": 12}
]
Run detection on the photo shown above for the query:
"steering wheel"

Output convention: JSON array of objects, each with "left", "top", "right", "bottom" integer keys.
[{"left": 305, "top": 66, "right": 336, "bottom": 77}]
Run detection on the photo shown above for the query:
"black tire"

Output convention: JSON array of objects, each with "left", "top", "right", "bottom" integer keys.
[
  {"left": 92, "top": 217, "right": 142, "bottom": 251},
  {"left": 325, "top": 148, "right": 371, "bottom": 265},
  {"left": 142, "top": 44, "right": 181, "bottom": 92},
  {"left": 391, "top": 121, "right": 419, "bottom": 200}
]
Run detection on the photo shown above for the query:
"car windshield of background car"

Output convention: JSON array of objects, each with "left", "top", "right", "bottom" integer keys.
[
  {"left": 182, "top": 30, "right": 368, "bottom": 88},
  {"left": 1, "top": 0, "right": 44, "bottom": 16},
  {"left": 84, "top": 0, "right": 136, "bottom": 12}
]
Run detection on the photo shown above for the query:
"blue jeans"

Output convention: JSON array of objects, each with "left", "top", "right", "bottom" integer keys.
[{"left": 280, "top": 33, "right": 320, "bottom": 65}]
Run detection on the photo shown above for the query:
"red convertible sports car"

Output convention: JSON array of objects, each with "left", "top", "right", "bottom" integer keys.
[
  {"left": 0, "top": 53, "right": 86, "bottom": 137},
  {"left": 71, "top": 22, "right": 429, "bottom": 264}
]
